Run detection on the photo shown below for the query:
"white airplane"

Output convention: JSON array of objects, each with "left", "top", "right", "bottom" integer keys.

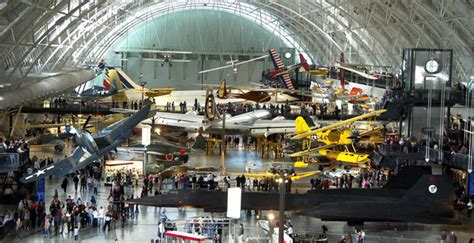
[
  {"left": 142, "top": 91, "right": 297, "bottom": 136},
  {"left": 198, "top": 55, "right": 269, "bottom": 74}
]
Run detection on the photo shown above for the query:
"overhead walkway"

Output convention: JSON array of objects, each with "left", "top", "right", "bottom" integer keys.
[
  {"left": 19, "top": 103, "right": 114, "bottom": 115},
  {"left": 374, "top": 143, "right": 473, "bottom": 171}
]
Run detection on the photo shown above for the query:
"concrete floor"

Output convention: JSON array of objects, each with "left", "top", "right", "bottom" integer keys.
[{"left": 8, "top": 145, "right": 474, "bottom": 242}]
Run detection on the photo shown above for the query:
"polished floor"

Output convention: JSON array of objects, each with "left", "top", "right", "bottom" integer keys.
[{"left": 7, "top": 146, "right": 474, "bottom": 242}]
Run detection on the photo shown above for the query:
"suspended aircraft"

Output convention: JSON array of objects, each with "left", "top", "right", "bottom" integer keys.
[
  {"left": 200, "top": 79, "right": 272, "bottom": 103},
  {"left": 115, "top": 49, "right": 192, "bottom": 67},
  {"left": 20, "top": 100, "right": 154, "bottom": 183},
  {"left": 198, "top": 55, "right": 269, "bottom": 74},
  {"left": 268, "top": 48, "right": 310, "bottom": 90},
  {"left": 128, "top": 166, "right": 458, "bottom": 225},
  {"left": 290, "top": 110, "right": 386, "bottom": 168}
]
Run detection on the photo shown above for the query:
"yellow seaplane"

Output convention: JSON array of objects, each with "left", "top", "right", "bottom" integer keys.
[{"left": 290, "top": 109, "right": 386, "bottom": 168}]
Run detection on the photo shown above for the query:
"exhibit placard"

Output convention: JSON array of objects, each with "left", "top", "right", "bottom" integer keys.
[{"left": 227, "top": 187, "right": 242, "bottom": 218}]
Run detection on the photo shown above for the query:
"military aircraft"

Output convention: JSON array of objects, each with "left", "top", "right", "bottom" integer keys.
[
  {"left": 142, "top": 90, "right": 296, "bottom": 136},
  {"left": 128, "top": 166, "right": 458, "bottom": 225},
  {"left": 20, "top": 100, "right": 154, "bottom": 183},
  {"left": 290, "top": 110, "right": 386, "bottom": 168}
]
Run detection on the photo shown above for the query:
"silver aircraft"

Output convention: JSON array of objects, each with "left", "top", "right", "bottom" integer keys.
[{"left": 142, "top": 90, "right": 296, "bottom": 136}]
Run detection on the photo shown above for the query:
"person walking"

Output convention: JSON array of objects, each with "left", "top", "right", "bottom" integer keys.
[
  {"left": 62, "top": 177, "right": 69, "bottom": 193},
  {"left": 43, "top": 216, "right": 50, "bottom": 238},
  {"left": 103, "top": 211, "right": 112, "bottom": 232},
  {"left": 74, "top": 225, "right": 79, "bottom": 242},
  {"left": 440, "top": 231, "right": 447, "bottom": 243},
  {"left": 449, "top": 231, "right": 457, "bottom": 243},
  {"left": 73, "top": 175, "right": 79, "bottom": 192}
]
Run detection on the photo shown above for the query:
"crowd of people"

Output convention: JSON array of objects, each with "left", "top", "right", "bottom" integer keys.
[{"left": 310, "top": 169, "right": 391, "bottom": 190}]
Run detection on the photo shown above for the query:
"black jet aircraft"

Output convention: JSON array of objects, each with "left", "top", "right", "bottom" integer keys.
[
  {"left": 21, "top": 100, "right": 154, "bottom": 183},
  {"left": 128, "top": 166, "right": 458, "bottom": 225}
]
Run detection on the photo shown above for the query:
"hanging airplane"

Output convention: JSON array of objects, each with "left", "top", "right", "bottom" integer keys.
[
  {"left": 20, "top": 100, "right": 154, "bottom": 183},
  {"left": 128, "top": 166, "right": 458, "bottom": 225},
  {"left": 268, "top": 48, "right": 310, "bottom": 90},
  {"left": 201, "top": 79, "right": 272, "bottom": 103},
  {"left": 290, "top": 110, "right": 386, "bottom": 168},
  {"left": 198, "top": 55, "right": 269, "bottom": 74}
]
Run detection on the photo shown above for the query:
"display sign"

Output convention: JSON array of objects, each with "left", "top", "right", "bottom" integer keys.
[
  {"left": 227, "top": 187, "right": 242, "bottom": 218},
  {"left": 469, "top": 172, "right": 474, "bottom": 197},
  {"left": 141, "top": 126, "right": 151, "bottom": 146}
]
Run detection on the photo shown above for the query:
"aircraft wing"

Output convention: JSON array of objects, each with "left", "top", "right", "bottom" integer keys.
[
  {"left": 109, "top": 108, "right": 139, "bottom": 114},
  {"left": 338, "top": 64, "right": 380, "bottom": 80},
  {"left": 198, "top": 55, "right": 268, "bottom": 74},
  {"left": 143, "top": 112, "right": 203, "bottom": 130},
  {"left": 290, "top": 143, "right": 338, "bottom": 157},
  {"left": 198, "top": 64, "right": 236, "bottom": 74},
  {"left": 145, "top": 88, "right": 173, "bottom": 97},
  {"left": 290, "top": 171, "right": 321, "bottom": 181},
  {"left": 358, "top": 126, "right": 383, "bottom": 137},
  {"left": 292, "top": 109, "right": 387, "bottom": 140},
  {"left": 20, "top": 146, "right": 96, "bottom": 183},
  {"left": 249, "top": 120, "right": 295, "bottom": 136}
]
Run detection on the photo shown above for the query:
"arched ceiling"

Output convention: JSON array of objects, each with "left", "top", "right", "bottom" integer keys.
[{"left": 0, "top": 0, "right": 472, "bottom": 82}]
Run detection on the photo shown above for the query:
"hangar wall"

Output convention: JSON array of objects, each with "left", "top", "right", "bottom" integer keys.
[
  {"left": 103, "top": 10, "right": 293, "bottom": 89},
  {"left": 121, "top": 58, "right": 267, "bottom": 89}
]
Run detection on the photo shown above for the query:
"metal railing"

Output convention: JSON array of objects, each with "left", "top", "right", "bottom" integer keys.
[{"left": 379, "top": 143, "right": 473, "bottom": 170}]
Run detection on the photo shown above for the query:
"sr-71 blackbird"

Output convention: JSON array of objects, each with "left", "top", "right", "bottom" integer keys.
[{"left": 128, "top": 166, "right": 457, "bottom": 225}]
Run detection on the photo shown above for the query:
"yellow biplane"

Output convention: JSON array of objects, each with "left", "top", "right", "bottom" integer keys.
[{"left": 290, "top": 110, "right": 386, "bottom": 168}]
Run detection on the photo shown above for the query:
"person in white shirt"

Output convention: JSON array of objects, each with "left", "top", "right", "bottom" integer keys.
[
  {"left": 98, "top": 206, "right": 105, "bottom": 226},
  {"left": 34, "top": 160, "right": 40, "bottom": 170}
]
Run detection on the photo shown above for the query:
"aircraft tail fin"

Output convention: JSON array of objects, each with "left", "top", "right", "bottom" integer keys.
[
  {"left": 114, "top": 68, "right": 142, "bottom": 89},
  {"left": 295, "top": 116, "right": 311, "bottom": 135},
  {"left": 217, "top": 80, "right": 227, "bottom": 98},
  {"left": 204, "top": 89, "right": 221, "bottom": 121},
  {"left": 299, "top": 53, "right": 310, "bottom": 71},
  {"left": 403, "top": 174, "right": 455, "bottom": 203},
  {"left": 107, "top": 68, "right": 132, "bottom": 103}
]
